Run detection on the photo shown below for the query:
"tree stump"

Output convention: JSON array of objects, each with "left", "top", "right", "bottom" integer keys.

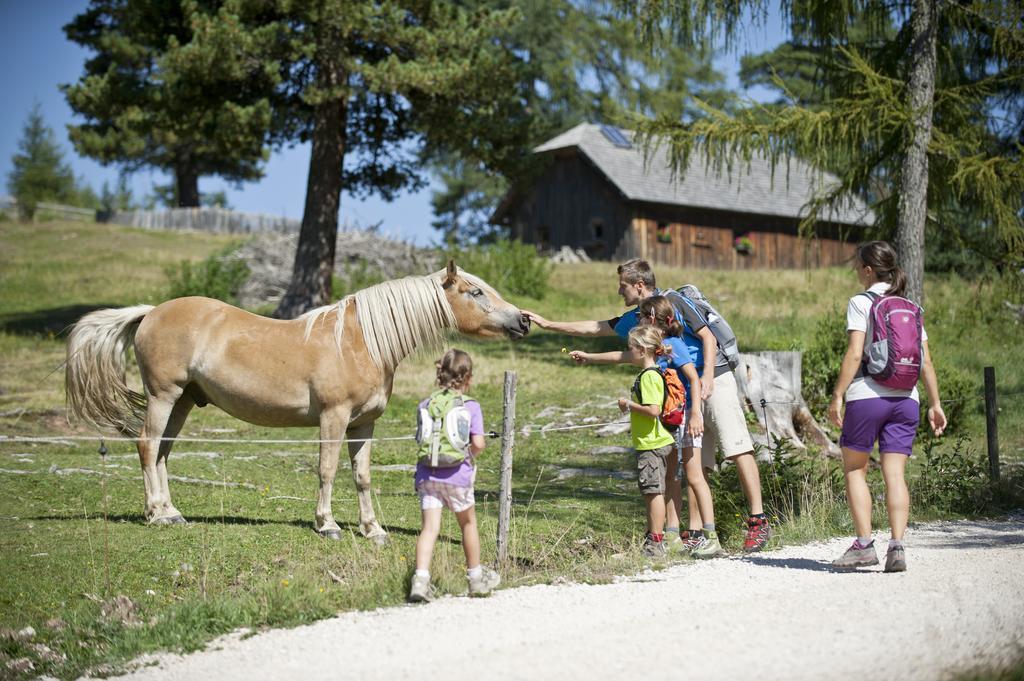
[{"left": 735, "top": 351, "right": 840, "bottom": 460}]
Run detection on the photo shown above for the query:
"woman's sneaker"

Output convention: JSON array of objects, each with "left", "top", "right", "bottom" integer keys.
[
  {"left": 408, "top": 573, "right": 436, "bottom": 603},
  {"left": 693, "top": 530, "right": 726, "bottom": 559},
  {"left": 468, "top": 567, "right": 501, "bottom": 597},
  {"left": 884, "top": 545, "right": 907, "bottom": 572},
  {"left": 832, "top": 540, "right": 879, "bottom": 569},
  {"left": 743, "top": 516, "right": 772, "bottom": 552}
]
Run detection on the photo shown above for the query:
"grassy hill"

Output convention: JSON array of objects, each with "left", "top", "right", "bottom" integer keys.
[{"left": 0, "top": 220, "right": 1020, "bottom": 678}]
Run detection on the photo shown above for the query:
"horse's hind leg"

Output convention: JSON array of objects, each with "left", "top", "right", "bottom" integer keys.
[
  {"left": 315, "top": 408, "right": 350, "bottom": 539},
  {"left": 348, "top": 422, "right": 387, "bottom": 544},
  {"left": 154, "top": 395, "right": 195, "bottom": 524},
  {"left": 137, "top": 392, "right": 181, "bottom": 523}
]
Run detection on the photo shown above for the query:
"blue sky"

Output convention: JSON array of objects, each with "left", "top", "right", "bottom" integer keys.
[{"left": 0, "top": 1, "right": 786, "bottom": 246}]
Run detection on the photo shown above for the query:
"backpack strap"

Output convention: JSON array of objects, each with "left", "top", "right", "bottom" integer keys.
[
  {"left": 853, "top": 291, "right": 880, "bottom": 380},
  {"left": 662, "top": 290, "right": 704, "bottom": 338},
  {"left": 632, "top": 367, "right": 667, "bottom": 415}
]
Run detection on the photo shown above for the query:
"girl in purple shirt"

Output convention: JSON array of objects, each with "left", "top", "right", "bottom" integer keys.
[{"left": 409, "top": 349, "right": 500, "bottom": 602}]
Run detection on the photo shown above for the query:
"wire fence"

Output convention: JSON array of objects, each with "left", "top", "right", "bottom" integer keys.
[{"left": 1, "top": 388, "right": 1018, "bottom": 448}]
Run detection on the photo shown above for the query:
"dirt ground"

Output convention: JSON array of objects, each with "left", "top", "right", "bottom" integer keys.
[{"left": 102, "top": 517, "right": 1024, "bottom": 681}]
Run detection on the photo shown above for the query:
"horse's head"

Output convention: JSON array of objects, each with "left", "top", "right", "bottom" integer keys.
[{"left": 440, "top": 261, "right": 531, "bottom": 340}]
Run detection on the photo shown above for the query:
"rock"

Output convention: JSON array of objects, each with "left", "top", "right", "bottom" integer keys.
[
  {"left": 595, "top": 420, "right": 630, "bottom": 437},
  {"left": 587, "top": 446, "right": 634, "bottom": 456},
  {"left": 6, "top": 658, "right": 34, "bottom": 673},
  {"left": 101, "top": 595, "right": 142, "bottom": 628}
]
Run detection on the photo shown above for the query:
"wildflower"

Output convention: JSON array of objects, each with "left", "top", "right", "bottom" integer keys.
[{"left": 281, "top": 579, "right": 289, "bottom": 587}]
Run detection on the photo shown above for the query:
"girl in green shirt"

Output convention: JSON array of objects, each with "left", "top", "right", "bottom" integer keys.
[{"left": 619, "top": 325, "right": 677, "bottom": 558}]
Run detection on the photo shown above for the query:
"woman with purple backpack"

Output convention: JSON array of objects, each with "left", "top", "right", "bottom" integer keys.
[{"left": 828, "top": 241, "right": 947, "bottom": 572}]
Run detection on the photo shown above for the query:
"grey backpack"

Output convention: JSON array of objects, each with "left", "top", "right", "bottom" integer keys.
[{"left": 668, "top": 285, "right": 741, "bottom": 371}]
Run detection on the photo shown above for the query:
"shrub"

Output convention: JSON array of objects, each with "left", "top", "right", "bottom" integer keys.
[
  {"left": 447, "top": 240, "right": 552, "bottom": 300},
  {"left": 332, "top": 260, "right": 388, "bottom": 299},
  {"left": 926, "top": 362, "right": 974, "bottom": 436},
  {"left": 802, "top": 305, "right": 847, "bottom": 423},
  {"left": 912, "top": 435, "right": 988, "bottom": 514},
  {"left": 165, "top": 246, "right": 250, "bottom": 304}
]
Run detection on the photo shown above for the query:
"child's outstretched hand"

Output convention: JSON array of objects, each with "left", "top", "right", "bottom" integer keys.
[
  {"left": 568, "top": 350, "right": 589, "bottom": 364},
  {"left": 617, "top": 397, "right": 629, "bottom": 414}
]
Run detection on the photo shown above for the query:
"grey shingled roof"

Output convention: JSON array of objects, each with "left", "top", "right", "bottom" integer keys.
[{"left": 534, "top": 123, "right": 873, "bottom": 226}]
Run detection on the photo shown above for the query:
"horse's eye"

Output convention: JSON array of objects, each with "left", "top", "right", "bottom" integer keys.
[{"left": 470, "top": 288, "right": 484, "bottom": 297}]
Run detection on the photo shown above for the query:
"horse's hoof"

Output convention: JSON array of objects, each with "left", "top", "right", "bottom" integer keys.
[
  {"left": 319, "top": 529, "right": 342, "bottom": 540},
  {"left": 370, "top": 533, "right": 389, "bottom": 547},
  {"left": 167, "top": 514, "right": 187, "bottom": 524}
]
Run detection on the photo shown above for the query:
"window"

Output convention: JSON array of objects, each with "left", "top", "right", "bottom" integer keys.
[
  {"left": 600, "top": 124, "right": 632, "bottom": 149},
  {"left": 656, "top": 222, "right": 672, "bottom": 244},
  {"left": 591, "top": 219, "right": 604, "bottom": 240}
]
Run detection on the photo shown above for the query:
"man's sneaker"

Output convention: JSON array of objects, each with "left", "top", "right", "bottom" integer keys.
[
  {"left": 884, "top": 545, "right": 907, "bottom": 573},
  {"left": 832, "top": 540, "right": 879, "bottom": 569},
  {"left": 693, "top": 530, "right": 725, "bottom": 559},
  {"left": 468, "top": 567, "right": 501, "bottom": 597},
  {"left": 408, "top": 573, "right": 436, "bottom": 603},
  {"left": 743, "top": 516, "right": 772, "bottom": 553},
  {"left": 678, "top": 531, "right": 705, "bottom": 554},
  {"left": 642, "top": 535, "right": 667, "bottom": 559}
]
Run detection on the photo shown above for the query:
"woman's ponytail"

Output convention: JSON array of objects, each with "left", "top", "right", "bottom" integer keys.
[{"left": 856, "top": 240, "right": 907, "bottom": 297}]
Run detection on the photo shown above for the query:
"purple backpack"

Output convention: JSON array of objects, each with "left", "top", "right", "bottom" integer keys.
[{"left": 859, "top": 291, "right": 924, "bottom": 390}]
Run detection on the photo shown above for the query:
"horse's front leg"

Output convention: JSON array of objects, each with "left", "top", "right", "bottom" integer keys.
[
  {"left": 314, "top": 408, "right": 350, "bottom": 539},
  {"left": 347, "top": 422, "right": 387, "bottom": 544}
]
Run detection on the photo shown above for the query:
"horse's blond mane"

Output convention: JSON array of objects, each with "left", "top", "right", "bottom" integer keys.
[{"left": 300, "top": 269, "right": 491, "bottom": 372}]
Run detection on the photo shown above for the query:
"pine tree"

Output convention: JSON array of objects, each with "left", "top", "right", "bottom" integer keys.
[
  {"left": 6, "top": 104, "right": 77, "bottom": 221},
  {"left": 424, "top": 0, "right": 735, "bottom": 244},
  {"left": 207, "top": 0, "right": 525, "bottom": 318},
  {"left": 62, "top": 0, "right": 275, "bottom": 207},
  {"left": 624, "top": 0, "right": 1024, "bottom": 303}
]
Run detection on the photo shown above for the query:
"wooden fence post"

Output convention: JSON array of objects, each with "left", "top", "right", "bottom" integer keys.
[
  {"left": 984, "top": 366, "right": 1000, "bottom": 482},
  {"left": 496, "top": 370, "right": 517, "bottom": 564}
]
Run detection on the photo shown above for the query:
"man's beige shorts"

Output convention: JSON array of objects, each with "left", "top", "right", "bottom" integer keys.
[{"left": 698, "top": 371, "right": 754, "bottom": 468}]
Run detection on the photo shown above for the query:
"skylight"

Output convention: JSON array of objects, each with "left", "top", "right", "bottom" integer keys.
[{"left": 599, "top": 124, "right": 632, "bottom": 149}]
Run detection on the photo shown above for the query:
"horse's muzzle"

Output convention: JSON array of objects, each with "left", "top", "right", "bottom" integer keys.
[{"left": 506, "top": 313, "right": 531, "bottom": 340}]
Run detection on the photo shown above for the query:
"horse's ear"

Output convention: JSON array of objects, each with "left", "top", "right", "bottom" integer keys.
[{"left": 443, "top": 259, "right": 458, "bottom": 289}]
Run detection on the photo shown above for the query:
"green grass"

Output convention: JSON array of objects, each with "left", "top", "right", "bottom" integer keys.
[{"left": 0, "top": 220, "right": 1021, "bottom": 678}]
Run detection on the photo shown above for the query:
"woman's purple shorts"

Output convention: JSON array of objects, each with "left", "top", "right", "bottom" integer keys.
[{"left": 840, "top": 397, "right": 920, "bottom": 455}]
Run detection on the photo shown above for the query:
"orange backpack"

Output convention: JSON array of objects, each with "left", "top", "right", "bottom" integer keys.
[{"left": 632, "top": 367, "right": 687, "bottom": 431}]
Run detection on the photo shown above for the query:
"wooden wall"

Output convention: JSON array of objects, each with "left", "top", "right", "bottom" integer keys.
[
  {"left": 500, "top": 153, "right": 861, "bottom": 269},
  {"left": 505, "top": 151, "right": 632, "bottom": 259},
  {"left": 623, "top": 218, "right": 856, "bottom": 269}
]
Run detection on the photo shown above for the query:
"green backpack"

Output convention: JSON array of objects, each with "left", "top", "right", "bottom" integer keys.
[{"left": 415, "top": 389, "right": 473, "bottom": 468}]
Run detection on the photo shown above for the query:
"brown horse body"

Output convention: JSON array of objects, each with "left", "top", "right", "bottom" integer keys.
[{"left": 65, "top": 263, "right": 528, "bottom": 540}]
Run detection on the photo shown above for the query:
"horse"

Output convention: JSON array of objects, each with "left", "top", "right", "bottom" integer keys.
[{"left": 64, "top": 261, "right": 530, "bottom": 542}]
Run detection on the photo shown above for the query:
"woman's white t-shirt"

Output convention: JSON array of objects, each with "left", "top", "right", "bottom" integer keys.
[{"left": 844, "top": 282, "right": 927, "bottom": 403}]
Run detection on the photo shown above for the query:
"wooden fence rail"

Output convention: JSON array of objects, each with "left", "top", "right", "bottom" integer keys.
[{"left": 108, "top": 208, "right": 300, "bottom": 234}]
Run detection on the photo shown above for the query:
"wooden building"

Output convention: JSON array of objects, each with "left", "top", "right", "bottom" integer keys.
[{"left": 492, "top": 123, "right": 872, "bottom": 269}]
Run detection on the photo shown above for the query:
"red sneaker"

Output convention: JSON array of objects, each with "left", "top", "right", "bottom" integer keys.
[{"left": 743, "top": 516, "right": 772, "bottom": 552}]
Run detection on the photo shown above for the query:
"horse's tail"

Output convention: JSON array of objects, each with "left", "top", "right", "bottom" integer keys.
[{"left": 65, "top": 305, "right": 155, "bottom": 437}]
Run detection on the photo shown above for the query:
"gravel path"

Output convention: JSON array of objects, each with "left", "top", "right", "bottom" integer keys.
[{"left": 109, "top": 518, "right": 1024, "bottom": 681}]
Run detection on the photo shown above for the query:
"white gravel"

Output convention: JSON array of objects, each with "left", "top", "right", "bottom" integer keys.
[{"left": 105, "top": 517, "right": 1024, "bottom": 681}]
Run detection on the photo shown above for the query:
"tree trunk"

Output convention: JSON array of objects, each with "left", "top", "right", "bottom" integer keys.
[
  {"left": 175, "top": 163, "right": 200, "bottom": 207},
  {"left": 274, "top": 68, "right": 347, "bottom": 319},
  {"left": 895, "top": 0, "right": 938, "bottom": 305},
  {"left": 735, "top": 351, "right": 841, "bottom": 460}
]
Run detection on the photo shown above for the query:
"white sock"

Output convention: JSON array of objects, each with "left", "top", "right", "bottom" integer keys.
[
  {"left": 467, "top": 565, "right": 483, "bottom": 579},
  {"left": 415, "top": 569, "right": 430, "bottom": 579}
]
